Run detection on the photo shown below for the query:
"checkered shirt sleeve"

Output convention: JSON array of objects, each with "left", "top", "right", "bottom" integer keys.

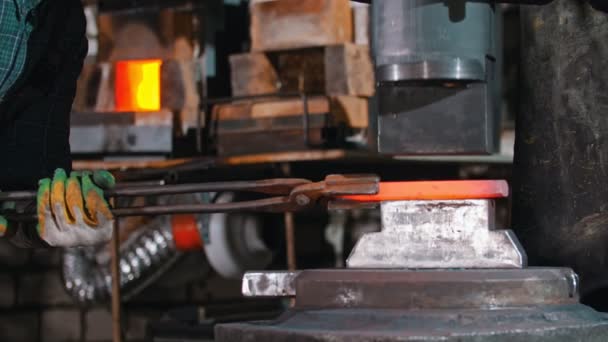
[{"left": 0, "top": 0, "right": 42, "bottom": 102}]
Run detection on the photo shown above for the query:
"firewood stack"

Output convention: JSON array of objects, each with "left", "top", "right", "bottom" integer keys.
[{"left": 214, "top": 0, "right": 374, "bottom": 156}]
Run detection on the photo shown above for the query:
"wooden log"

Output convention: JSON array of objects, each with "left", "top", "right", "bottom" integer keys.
[
  {"left": 250, "top": 0, "right": 353, "bottom": 52},
  {"left": 229, "top": 44, "right": 374, "bottom": 97}
]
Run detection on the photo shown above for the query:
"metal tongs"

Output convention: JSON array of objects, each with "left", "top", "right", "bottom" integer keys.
[{"left": 0, "top": 174, "right": 380, "bottom": 220}]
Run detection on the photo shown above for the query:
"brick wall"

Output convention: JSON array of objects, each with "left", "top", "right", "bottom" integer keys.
[{"left": 0, "top": 240, "right": 242, "bottom": 342}]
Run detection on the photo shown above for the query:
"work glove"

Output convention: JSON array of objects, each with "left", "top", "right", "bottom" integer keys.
[
  {"left": 36, "top": 169, "right": 115, "bottom": 247},
  {"left": 0, "top": 213, "right": 6, "bottom": 239}
]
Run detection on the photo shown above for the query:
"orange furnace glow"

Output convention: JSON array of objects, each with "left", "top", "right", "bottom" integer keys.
[{"left": 114, "top": 59, "right": 162, "bottom": 112}]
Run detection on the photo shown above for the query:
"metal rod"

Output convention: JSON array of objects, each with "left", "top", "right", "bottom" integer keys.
[
  {"left": 284, "top": 212, "right": 297, "bottom": 271},
  {"left": 0, "top": 175, "right": 381, "bottom": 220},
  {"left": 4, "top": 196, "right": 292, "bottom": 222},
  {"left": 0, "top": 178, "right": 309, "bottom": 202},
  {"left": 284, "top": 212, "right": 297, "bottom": 308},
  {"left": 111, "top": 219, "right": 123, "bottom": 342},
  {"left": 197, "top": 83, "right": 205, "bottom": 154},
  {"left": 113, "top": 180, "right": 165, "bottom": 188},
  {"left": 113, "top": 197, "right": 290, "bottom": 216},
  {"left": 301, "top": 93, "right": 310, "bottom": 147}
]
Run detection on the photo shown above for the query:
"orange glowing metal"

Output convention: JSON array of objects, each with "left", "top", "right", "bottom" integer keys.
[
  {"left": 115, "top": 59, "right": 162, "bottom": 112},
  {"left": 340, "top": 180, "right": 509, "bottom": 202}
]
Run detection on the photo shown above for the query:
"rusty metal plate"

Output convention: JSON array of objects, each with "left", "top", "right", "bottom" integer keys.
[{"left": 294, "top": 268, "right": 578, "bottom": 310}]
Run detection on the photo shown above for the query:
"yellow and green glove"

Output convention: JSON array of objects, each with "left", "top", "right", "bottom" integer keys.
[
  {"left": 0, "top": 213, "right": 7, "bottom": 239},
  {"left": 35, "top": 169, "right": 115, "bottom": 247}
]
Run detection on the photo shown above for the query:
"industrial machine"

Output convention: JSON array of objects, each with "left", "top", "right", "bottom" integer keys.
[
  {"left": 374, "top": 0, "right": 503, "bottom": 154},
  {"left": 371, "top": 0, "right": 605, "bottom": 156}
]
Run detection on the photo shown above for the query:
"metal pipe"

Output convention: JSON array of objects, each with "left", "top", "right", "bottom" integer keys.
[{"left": 62, "top": 216, "right": 184, "bottom": 303}]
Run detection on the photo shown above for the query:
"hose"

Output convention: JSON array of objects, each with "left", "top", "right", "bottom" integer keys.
[{"left": 62, "top": 216, "right": 182, "bottom": 303}]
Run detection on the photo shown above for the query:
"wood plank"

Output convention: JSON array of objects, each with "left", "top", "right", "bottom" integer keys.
[
  {"left": 250, "top": 97, "right": 330, "bottom": 119},
  {"left": 219, "top": 149, "right": 350, "bottom": 165},
  {"left": 217, "top": 129, "right": 325, "bottom": 156},
  {"left": 163, "top": 58, "right": 203, "bottom": 133},
  {"left": 214, "top": 95, "right": 368, "bottom": 128},
  {"left": 325, "top": 44, "right": 374, "bottom": 97},
  {"left": 352, "top": 3, "right": 370, "bottom": 46},
  {"left": 330, "top": 96, "right": 369, "bottom": 129},
  {"left": 229, "top": 44, "right": 374, "bottom": 97},
  {"left": 214, "top": 96, "right": 330, "bottom": 121},
  {"left": 275, "top": 48, "right": 325, "bottom": 93},
  {"left": 217, "top": 114, "right": 329, "bottom": 133},
  {"left": 250, "top": 0, "right": 353, "bottom": 51},
  {"left": 229, "top": 53, "right": 279, "bottom": 97}
]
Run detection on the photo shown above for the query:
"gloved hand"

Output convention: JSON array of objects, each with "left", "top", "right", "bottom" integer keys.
[
  {"left": 36, "top": 169, "right": 115, "bottom": 247},
  {"left": 0, "top": 214, "right": 6, "bottom": 239}
]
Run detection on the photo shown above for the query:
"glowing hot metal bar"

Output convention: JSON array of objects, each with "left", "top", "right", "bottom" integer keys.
[{"left": 339, "top": 180, "right": 509, "bottom": 202}]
